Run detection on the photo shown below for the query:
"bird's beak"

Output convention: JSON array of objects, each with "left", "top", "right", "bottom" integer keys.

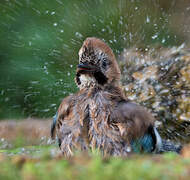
[{"left": 77, "top": 63, "right": 97, "bottom": 72}]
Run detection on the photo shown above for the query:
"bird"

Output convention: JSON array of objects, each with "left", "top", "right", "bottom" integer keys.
[{"left": 51, "top": 37, "right": 181, "bottom": 156}]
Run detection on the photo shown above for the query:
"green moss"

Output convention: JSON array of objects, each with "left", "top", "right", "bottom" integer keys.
[{"left": 0, "top": 150, "right": 190, "bottom": 180}]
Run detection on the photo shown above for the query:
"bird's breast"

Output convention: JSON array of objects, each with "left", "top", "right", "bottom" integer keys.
[{"left": 86, "top": 94, "right": 131, "bottom": 156}]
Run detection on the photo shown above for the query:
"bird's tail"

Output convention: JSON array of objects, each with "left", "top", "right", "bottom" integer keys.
[
  {"left": 159, "top": 139, "right": 182, "bottom": 154},
  {"left": 151, "top": 127, "right": 182, "bottom": 154}
]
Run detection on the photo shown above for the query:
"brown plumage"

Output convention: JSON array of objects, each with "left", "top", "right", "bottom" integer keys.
[{"left": 51, "top": 37, "right": 161, "bottom": 156}]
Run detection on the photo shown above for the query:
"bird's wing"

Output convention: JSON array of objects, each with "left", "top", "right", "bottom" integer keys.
[
  {"left": 51, "top": 93, "right": 90, "bottom": 156},
  {"left": 114, "top": 101, "right": 162, "bottom": 153},
  {"left": 131, "top": 126, "right": 162, "bottom": 153},
  {"left": 50, "top": 95, "right": 75, "bottom": 140},
  {"left": 51, "top": 112, "right": 58, "bottom": 139},
  {"left": 114, "top": 101, "right": 154, "bottom": 138}
]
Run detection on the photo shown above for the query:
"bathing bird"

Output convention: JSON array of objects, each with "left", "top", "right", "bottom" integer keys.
[{"left": 51, "top": 37, "right": 180, "bottom": 156}]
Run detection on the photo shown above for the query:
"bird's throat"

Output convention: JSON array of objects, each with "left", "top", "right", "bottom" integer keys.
[
  {"left": 76, "top": 71, "right": 108, "bottom": 89},
  {"left": 79, "top": 74, "right": 96, "bottom": 88}
]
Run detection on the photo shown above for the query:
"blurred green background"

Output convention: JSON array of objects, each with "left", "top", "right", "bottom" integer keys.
[{"left": 0, "top": 0, "right": 189, "bottom": 119}]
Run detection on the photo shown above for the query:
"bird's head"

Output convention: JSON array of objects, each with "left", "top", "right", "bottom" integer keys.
[{"left": 75, "top": 37, "right": 121, "bottom": 89}]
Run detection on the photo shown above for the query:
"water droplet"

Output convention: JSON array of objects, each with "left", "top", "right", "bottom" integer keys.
[
  {"left": 129, "top": 32, "right": 133, "bottom": 41},
  {"left": 146, "top": 16, "right": 150, "bottom": 23},
  {"left": 119, "top": 20, "right": 123, "bottom": 25},
  {"left": 50, "top": 104, "right": 56, "bottom": 107},
  {"left": 162, "top": 38, "right": 166, "bottom": 43},
  {"left": 75, "top": 32, "right": 83, "bottom": 38},
  {"left": 1, "top": 90, "right": 4, "bottom": 95},
  {"left": 53, "top": 23, "right": 58, "bottom": 26},
  {"left": 5, "top": 97, "right": 9, "bottom": 102},
  {"left": 152, "top": 34, "right": 158, "bottom": 39},
  {"left": 126, "top": 146, "right": 131, "bottom": 152},
  {"left": 102, "top": 28, "right": 106, "bottom": 32},
  {"left": 42, "top": 109, "right": 50, "bottom": 112},
  {"left": 30, "top": 81, "right": 39, "bottom": 84}
]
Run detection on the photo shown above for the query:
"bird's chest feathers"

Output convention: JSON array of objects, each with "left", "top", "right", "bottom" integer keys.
[
  {"left": 88, "top": 94, "right": 121, "bottom": 137},
  {"left": 78, "top": 92, "right": 113, "bottom": 133},
  {"left": 85, "top": 95, "right": 129, "bottom": 155},
  {"left": 79, "top": 74, "right": 96, "bottom": 88}
]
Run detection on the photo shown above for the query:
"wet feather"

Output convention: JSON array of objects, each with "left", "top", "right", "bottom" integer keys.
[{"left": 51, "top": 37, "right": 162, "bottom": 156}]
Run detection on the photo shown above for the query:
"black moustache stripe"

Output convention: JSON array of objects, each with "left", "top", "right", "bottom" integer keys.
[{"left": 94, "top": 71, "right": 108, "bottom": 85}]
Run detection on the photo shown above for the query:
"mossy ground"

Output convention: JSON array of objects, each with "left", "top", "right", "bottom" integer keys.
[{"left": 0, "top": 148, "right": 190, "bottom": 180}]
